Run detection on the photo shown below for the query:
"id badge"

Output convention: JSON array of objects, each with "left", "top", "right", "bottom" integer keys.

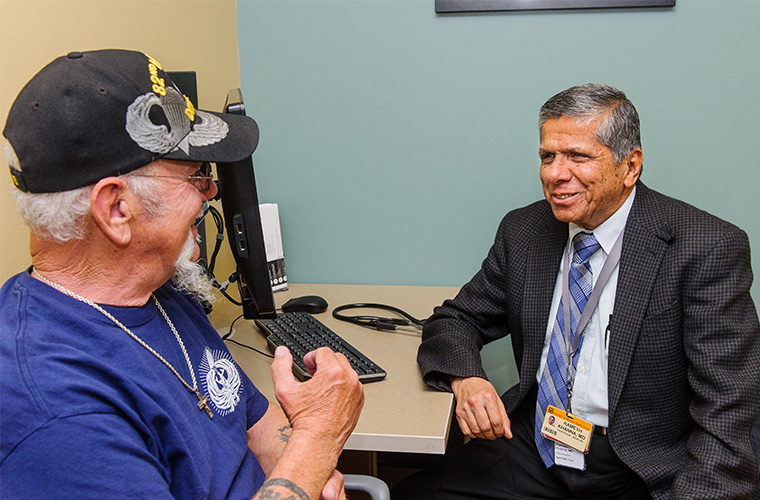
[
  {"left": 540, "top": 405, "right": 594, "bottom": 453},
  {"left": 554, "top": 443, "right": 586, "bottom": 470}
]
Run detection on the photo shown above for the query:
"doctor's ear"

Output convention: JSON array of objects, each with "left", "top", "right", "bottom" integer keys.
[{"left": 623, "top": 149, "right": 643, "bottom": 187}]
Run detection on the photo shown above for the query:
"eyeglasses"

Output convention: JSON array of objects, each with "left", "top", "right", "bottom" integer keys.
[{"left": 131, "top": 162, "right": 215, "bottom": 193}]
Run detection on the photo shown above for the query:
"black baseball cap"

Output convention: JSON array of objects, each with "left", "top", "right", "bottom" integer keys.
[{"left": 3, "top": 49, "right": 259, "bottom": 193}]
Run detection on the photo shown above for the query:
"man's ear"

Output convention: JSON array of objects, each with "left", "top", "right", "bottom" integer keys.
[
  {"left": 623, "top": 148, "right": 643, "bottom": 188},
  {"left": 90, "top": 177, "right": 133, "bottom": 246}
]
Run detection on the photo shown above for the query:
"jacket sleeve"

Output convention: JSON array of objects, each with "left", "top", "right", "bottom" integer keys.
[
  {"left": 417, "top": 214, "right": 517, "bottom": 392},
  {"left": 671, "top": 225, "right": 760, "bottom": 498}
]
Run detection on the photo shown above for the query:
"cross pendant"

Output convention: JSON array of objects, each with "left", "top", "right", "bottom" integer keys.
[{"left": 196, "top": 392, "right": 214, "bottom": 419}]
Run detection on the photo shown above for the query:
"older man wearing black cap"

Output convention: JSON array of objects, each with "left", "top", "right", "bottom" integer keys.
[{"left": 0, "top": 49, "right": 363, "bottom": 500}]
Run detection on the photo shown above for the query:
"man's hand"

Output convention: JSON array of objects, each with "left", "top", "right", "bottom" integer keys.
[
  {"left": 252, "top": 347, "right": 363, "bottom": 500},
  {"left": 270, "top": 346, "right": 365, "bottom": 458},
  {"left": 451, "top": 376, "right": 511, "bottom": 440},
  {"left": 320, "top": 469, "right": 347, "bottom": 500}
]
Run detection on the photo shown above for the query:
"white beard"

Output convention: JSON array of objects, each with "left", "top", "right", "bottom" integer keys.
[{"left": 171, "top": 231, "right": 217, "bottom": 306}]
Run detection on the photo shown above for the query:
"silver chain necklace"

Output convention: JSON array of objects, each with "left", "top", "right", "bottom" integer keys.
[{"left": 35, "top": 271, "right": 214, "bottom": 419}]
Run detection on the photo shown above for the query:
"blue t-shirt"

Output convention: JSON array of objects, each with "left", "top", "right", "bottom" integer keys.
[{"left": 0, "top": 270, "right": 271, "bottom": 499}]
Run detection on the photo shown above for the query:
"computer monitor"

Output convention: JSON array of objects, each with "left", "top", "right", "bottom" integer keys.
[{"left": 216, "top": 89, "right": 277, "bottom": 319}]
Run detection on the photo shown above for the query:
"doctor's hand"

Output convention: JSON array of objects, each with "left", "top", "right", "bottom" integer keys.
[{"left": 451, "top": 376, "right": 512, "bottom": 440}]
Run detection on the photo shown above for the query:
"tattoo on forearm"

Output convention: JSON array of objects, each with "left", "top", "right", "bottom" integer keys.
[
  {"left": 258, "top": 478, "right": 309, "bottom": 500},
  {"left": 277, "top": 424, "right": 292, "bottom": 443}
]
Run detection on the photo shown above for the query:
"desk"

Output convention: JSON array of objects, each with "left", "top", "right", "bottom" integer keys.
[{"left": 209, "top": 283, "right": 458, "bottom": 455}]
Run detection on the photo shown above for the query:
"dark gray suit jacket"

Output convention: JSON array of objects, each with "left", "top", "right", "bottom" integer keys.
[{"left": 418, "top": 182, "right": 760, "bottom": 499}]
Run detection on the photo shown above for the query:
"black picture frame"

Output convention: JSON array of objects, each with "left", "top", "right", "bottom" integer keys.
[{"left": 436, "top": 0, "right": 675, "bottom": 14}]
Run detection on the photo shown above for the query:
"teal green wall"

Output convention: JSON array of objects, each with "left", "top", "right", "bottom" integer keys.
[{"left": 236, "top": 0, "right": 760, "bottom": 393}]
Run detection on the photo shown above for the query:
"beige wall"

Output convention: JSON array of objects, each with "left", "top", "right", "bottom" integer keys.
[{"left": 0, "top": 0, "right": 241, "bottom": 283}]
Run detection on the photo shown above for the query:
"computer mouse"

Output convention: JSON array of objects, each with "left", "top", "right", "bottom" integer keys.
[{"left": 281, "top": 295, "right": 329, "bottom": 314}]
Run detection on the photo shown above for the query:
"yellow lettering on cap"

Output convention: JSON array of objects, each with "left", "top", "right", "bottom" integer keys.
[
  {"left": 146, "top": 55, "right": 167, "bottom": 97},
  {"left": 184, "top": 95, "right": 196, "bottom": 121},
  {"left": 146, "top": 54, "right": 163, "bottom": 70},
  {"left": 150, "top": 75, "right": 165, "bottom": 87}
]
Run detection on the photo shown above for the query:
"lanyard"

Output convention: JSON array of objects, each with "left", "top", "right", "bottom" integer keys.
[{"left": 561, "top": 230, "right": 624, "bottom": 410}]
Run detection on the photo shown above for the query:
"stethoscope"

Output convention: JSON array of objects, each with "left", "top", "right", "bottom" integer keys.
[{"left": 332, "top": 303, "right": 425, "bottom": 332}]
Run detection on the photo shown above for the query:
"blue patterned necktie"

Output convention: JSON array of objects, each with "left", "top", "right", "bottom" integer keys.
[{"left": 535, "top": 232, "right": 601, "bottom": 467}]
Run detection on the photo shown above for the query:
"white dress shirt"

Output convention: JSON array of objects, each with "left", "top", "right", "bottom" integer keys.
[{"left": 536, "top": 187, "right": 636, "bottom": 427}]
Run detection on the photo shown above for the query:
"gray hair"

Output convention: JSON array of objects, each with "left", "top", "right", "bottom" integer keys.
[
  {"left": 538, "top": 83, "right": 641, "bottom": 164},
  {"left": 7, "top": 143, "right": 167, "bottom": 243}
]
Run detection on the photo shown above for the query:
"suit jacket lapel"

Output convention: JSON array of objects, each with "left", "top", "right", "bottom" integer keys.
[
  {"left": 521, "top": 211, "right": 566, "bottom": 393},
  {"left": 607, "top": 183, "right": 674, "bottom": 418}
]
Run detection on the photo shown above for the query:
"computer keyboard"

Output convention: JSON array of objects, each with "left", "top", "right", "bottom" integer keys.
[{"left": 255, "top": 312, "right": 387, "bottom": 383}]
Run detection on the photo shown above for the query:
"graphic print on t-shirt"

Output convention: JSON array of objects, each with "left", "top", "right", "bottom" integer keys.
[{"left": 199, "top": 348, "right": 243, "bottom": 416}]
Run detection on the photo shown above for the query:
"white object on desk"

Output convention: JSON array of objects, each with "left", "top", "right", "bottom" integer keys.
[{"left": 259, "top": 203, "right": 288, "bottom": 291}]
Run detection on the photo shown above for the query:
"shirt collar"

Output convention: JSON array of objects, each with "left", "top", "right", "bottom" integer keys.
[{"left": 568, "top": 186, "right": 636, "bottom": 255}]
